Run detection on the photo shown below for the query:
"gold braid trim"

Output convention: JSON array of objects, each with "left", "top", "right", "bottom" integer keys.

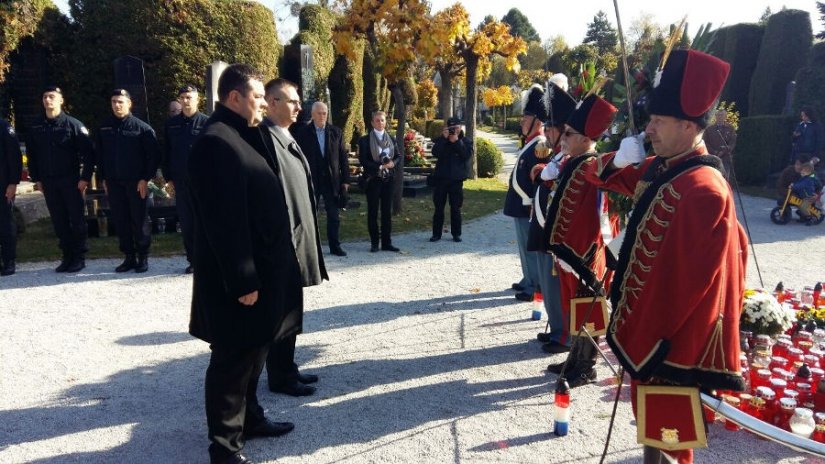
[
  {"left": 665, "top": 184, "right": 682, "bottom": 200},
  {"left": 633, "top": 181, "right": 650, "bottom": 203},
  {"left": 659, "top": 199, "right": 676, "bottom": 213},
  {"left": 636, "top": 261, "right": 652, "bottom": 273},
  {"left": 570, "top": 177, "right": 586, "bottom": 186},
  {"left": 643, "top": 229, "right": 664, "bottom": 242},
  {"left": 638, "top": 242, "right": 658, "bottom": 258},
  {"left": 650, "top": 213, "right": 670, "bottom": 227}
]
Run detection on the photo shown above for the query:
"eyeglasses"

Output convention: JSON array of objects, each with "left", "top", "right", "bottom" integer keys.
[
  {"left": 273, "top": 97, "right": 302, "bottom": 106},
  {"left": 562, "top": 129, "right": 582, "bottom": 137}
]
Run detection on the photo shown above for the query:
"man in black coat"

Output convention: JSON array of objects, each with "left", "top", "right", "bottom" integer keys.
[
  {"left": 26, "top": 86, "right": 95, "bottom": 273},
  {"left": 429, "top": 116, "right": 472, "bottom": 242},
  {"left": 358, "top": 111, "right": 401, "bottom": 252},
  {"left": 247, "top": 78, "right": 328, "bottom": 398},
  {"left": 294, "top": 101, "right": 350, "bottom": 256},
  {"left": 96, "top": 88, "right": 160, "bottom": 273},
  {"left": 0, "top": 118, "right": 21, "bottom": 276},
  {"left": 162, "top": 85, "right": 208, "bottom": 274},
  {"left": 188, "top": 64, "right": 295, "bottom": 464}
]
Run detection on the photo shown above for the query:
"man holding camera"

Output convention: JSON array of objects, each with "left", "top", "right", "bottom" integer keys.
[
  {"left": 358, "top": 111, "right": 401, "bottom": 252},
  {"left": 430, "top": 117, "right": 471, "bottom": 242}
]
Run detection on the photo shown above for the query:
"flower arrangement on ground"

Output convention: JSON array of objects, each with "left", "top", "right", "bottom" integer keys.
[
  {"left": 740, "top": 288, "right": 796, "bottom": 336},
  {"left": 404, "top": 130, "right": 428, "bottom": 167}
]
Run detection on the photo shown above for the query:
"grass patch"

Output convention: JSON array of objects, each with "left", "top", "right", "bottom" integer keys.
[{"left": 16, "top": 178, "right": 508, "bottom": 262}]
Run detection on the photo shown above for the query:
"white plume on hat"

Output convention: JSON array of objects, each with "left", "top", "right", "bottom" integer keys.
[{"left": 549, "top": 73, "right": 569, "bottom": 92}]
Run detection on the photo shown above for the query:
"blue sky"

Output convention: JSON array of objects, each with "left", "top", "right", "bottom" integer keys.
[{"left": 53, "top": 0, "right": 823, "bottom": 45}]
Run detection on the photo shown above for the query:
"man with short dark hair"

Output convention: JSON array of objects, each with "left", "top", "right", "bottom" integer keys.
[
  {"left": 162, "top": 85, "right": 208, "bottom": 273},
  {"left": 248, "top": 78, "right": 327, "bottom": 398},
  {"left": 96, "top": 88, "right": 160, "bottom": 273},
  {"left": 26, "top": 86, "right": 95, "bottom": 272},
  {"left": 429, "top": 116, "right": 471, "bottom": 242},
  {"left": 188, "top": 64, "right": 295, "bottom": 464},
  {"left": 0, "top": 117, "right": 21, "bottom": 276},
  {"left": 294, "top": 101, "right": 350, "bottom": 256}
]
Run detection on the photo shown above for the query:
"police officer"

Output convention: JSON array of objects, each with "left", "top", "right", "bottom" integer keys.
[
  {"left": 162, "top": 85, "right": 207, "bottom": 273},
  {"left": 26, "top": 86, "right": 95, "bottom": 272},
  {"left": 0, "top": 118, "right": 22, "bottom": 276},
  {"left": 429, "top": 116, "right": 471, "bottom": 242},
  {"left": 96, "top": 89, "right": 160, "bottom": 273}
]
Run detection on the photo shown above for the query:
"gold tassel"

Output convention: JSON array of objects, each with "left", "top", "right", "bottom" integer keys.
[{"left": 659, "top": 16, "right": 688, "bottom": 74}]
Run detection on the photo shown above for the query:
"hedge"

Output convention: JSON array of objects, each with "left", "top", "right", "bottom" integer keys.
[
  {"left": 476, "top": 136, "right": 503, "bottom": 178},
  {"left": 732, "top": 115, "right": 795, "bottom": 184},
  {"left": 716, "top": 24, "right": 764, "bottom": 117},
  {"left": 293, "top": 5, "right": 335, "bottom": 101},
  {"left": 792, "top": 42, "right": 825, "bottom": 123},
  {"left": 504, "top": 116, "right": 521, "bottom": 131},
  {"left": 426, "top": 119, "right": 445, "bottom": 140},
  {"left": 329, "top": 38, "right": 365, "bottom": 150},
  {"left": 749, "top": 9, "right": 812, "bottom": 116}
]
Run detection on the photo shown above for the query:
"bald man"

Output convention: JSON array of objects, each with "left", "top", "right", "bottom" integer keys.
[{"left": 294, "top": 101, "right": 350, "bottom": 256}]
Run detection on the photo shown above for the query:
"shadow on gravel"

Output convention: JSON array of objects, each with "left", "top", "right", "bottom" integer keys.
[
  {"left": 0, "top": 264, "right": 186, "bottom": 290},
  {"left": 305, "top": 290, "right": 516, "bottom": 332},
  {"left": 0, "top": 354, "right": 209, "bottom": 464},
  {"left": 116, "top": 331, "right": 192, "bottom": 346},
  {"left": 468, "top": 431, "right": 556, "bottom": 451}
]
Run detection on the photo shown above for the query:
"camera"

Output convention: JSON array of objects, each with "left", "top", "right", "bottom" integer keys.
[
  {"left": 448, "top": 127, "right": 456, "bottom": 136},
  {"left": 381, "top": 154, "right": 391, "bottom": 164}
]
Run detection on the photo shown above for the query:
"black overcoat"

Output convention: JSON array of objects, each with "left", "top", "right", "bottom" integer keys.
[
  {"left": 294, "top": 122, "right": 350, "bottom": 197},
  {"left": 187, "top": 104, "right": 301, "bottom": 348}
]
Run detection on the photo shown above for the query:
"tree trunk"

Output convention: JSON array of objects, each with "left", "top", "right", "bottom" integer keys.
[
  {"left": 439, "top": 72, "right": 453, "bottom": 120},
  {"left": 464, "top": 55, "right": 479, "bottom": 179},
  {"left": 391, "top": 84, "right": 406, "bottom": 214}
]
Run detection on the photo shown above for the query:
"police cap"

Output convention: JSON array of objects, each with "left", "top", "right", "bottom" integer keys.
[
  {"left": 112, "top": 88, "right": 131, "bottom": 99},
  {"left": 178, "top": 85, "right": 198, "bottom": 95}
]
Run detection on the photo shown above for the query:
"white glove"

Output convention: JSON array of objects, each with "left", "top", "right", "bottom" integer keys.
[
  {"left": 613, "top": 131, "right": 647, "bottom": 168},
  {"left": 540, "top": 162, "right": 560, "bottom": 181}
]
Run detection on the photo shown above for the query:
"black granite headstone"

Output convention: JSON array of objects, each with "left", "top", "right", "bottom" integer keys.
[
  {"left": 281, "top": 43, "right": 315, "bottom": 124},
  {"left": 113, "top": 56, "right": 149, "bottom": 123},
  {"left": 205, "top": 61, "right": 229, "bottom": 115}
]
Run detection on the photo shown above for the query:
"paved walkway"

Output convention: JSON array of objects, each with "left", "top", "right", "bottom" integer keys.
[{"left": 0, "top": 132, "right": 822, "bottom": 463}]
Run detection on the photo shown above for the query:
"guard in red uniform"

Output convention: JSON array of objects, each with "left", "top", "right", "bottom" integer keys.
[
  {"left": 541, "top": 94, "right": 618, "bottom": 387},
  {"left": 586, "top": 50, "right": 747, "bottom": 463}
]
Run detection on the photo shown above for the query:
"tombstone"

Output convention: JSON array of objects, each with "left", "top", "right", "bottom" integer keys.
[
  {"left": 281, "top": 43, "right": 315, "bottom": 124},
  {"left": 205, "top": 61, "right": 229, "bottom": 115},
  {"left": 7, "top": 39, "right": 48, "bottom": 137},
  {"left": 113, "top": 56, "right": 149, "bottom": 123}
]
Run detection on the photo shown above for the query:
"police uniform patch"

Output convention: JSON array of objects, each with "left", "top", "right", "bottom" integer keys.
[{"left": 80, "top": 126, "right": 89, "bottom": 135}]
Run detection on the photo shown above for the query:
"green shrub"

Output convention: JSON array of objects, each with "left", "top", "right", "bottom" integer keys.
[
  {"left": 426, "top": 119, "right": 445, "bottom": 140},
  {"left": 329, "top": 36, "right": 364, "bottom": 149},
  {"left": 293, "top": 5, "right": 335, "bottom": 101},
  {"left": 504, "top": 116, "right": 521, "bottom": 131},
  {"left": 792, "top": 42, "right": 825, "bottom": 122},
  {"left": 716, "top": 24, "right": 764, "bottom": 117},
  {"left": 481, "top": 113, "right": 494, "bottom": 126},
  {"left": 732, "top": 115, "right": 795, "bottom": 184},
  {"left": 749, "top": 9, "right": 813, "bottom": 116},
  {"left": 476, "top": 136, "right": 503, "bottom": 178}
]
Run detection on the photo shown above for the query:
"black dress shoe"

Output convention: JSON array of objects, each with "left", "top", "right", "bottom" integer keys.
[
  {"left": 547, "top": 361, "right": 571, "bottom": 374},
  {"left": 55, "top": 256, "right": 71, "bottom": 273},
  {"left": 269, "top": 380, "right": 316, "bottom": 396},
  {"left": 296, "top": 372, "right": 319, "bottom": 384},
  {"left": 370, "top": 245, "right": 379, "bottom": 252},
  {"left": 429, "top": 235, "right": 441, "bottom": 242},
  {"left": 537, "top": 332, "right": 552, "bottom": 343},
  {"left": 65, "top": 258, "right": 86, "bottom": 273},
  {"left": 381, "top": 245, "right": 400, "bottom": 252},
  {"left": 134, "top": 255, "right": 148, "bottom": 273},
  {"left": 216, "top": 452, "right": 256, "bottom": 464},
  {"left": 453, "top": 236, "right": 462, "bottom": 242},
  {"left": 511, "top": 283, "right": 524, "bottom": 292},
  {"left": 331, "top": 247, "right": 347, "bottom": 257},
  {"left": 184, "top": 264, "right": 194, "bottom": 274},
  {"left": 115, "top": 255, "right": 136, "bottom": 273},
  {"left": 515, "top": 292, "right": 534, "bottom": 302},
  {"left": 0, "top": 259, "right": 15, "bottom": 276},
  {"left": 566, "top": 368, "right": 597, "bottom": 388},
  {"left": 245, "top": 418, "right": 295, "bottom": 439},
  {"left": 542, "top": 342, "right": 571, "bottom": 354}
]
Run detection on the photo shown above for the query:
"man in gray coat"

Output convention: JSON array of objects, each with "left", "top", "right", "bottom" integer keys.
[
  {"left": 188, "top": 64, "right": 296, "bottom": 464},
  {"left": 246, "top": 78, "right": 328, "bottom": 397}
]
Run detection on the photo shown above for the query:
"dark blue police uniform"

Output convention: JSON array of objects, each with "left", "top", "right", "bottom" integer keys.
[{"left": 0, "top": 119, "right": 21, "bottom": 275}]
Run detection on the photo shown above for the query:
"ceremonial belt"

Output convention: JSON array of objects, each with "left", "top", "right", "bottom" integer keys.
[{"left": 511, "top": 137, "right": 540, "bottom": 205}]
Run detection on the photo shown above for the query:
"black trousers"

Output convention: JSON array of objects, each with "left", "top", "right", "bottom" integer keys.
[
  {"left": 42, "top": 177, "right": 88, "bottom": 258},
  {"left": 431, "top": 179, "right": 464, "bottom": 238},
  {"left": 175, "top": 179, "right": 195, "bottom": 263},
  {"left": 107, "top": 180, "right": 150, "bottom": 256},
  {"left": 315, "top": 179, "right": 341, "bottom": 250},
  {"left": 266, "top": 334, "right": 298, "bottom": 384},
  {"left": 0, "top": 197, "right": 15, "bottom": 263},
  {"left": 205, "top": 343, "right": 269, "bottom": 463},
  {"left": 365, "top": 177, "right": 393, "bottom": 247}
]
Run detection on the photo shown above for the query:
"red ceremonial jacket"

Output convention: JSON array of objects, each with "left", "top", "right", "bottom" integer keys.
[{"left": 585, "top": 146, "right": 747, "bottom": 391}]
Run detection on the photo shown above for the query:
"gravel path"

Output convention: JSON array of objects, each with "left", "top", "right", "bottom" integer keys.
[{"left": 1, "top": 133, "right": 824, "bottom": 463}]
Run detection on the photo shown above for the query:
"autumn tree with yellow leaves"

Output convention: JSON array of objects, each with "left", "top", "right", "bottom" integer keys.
[{"left": 481, "top": 85, "right": 515, "bottom": 125}]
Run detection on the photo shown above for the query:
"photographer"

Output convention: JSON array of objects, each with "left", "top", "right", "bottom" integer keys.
[
  {"left": 430, "top": 117, "right": 472, "bottom": 242},
  {"left": 358, "top": 111, "right": 401, "bottom": 252}
]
